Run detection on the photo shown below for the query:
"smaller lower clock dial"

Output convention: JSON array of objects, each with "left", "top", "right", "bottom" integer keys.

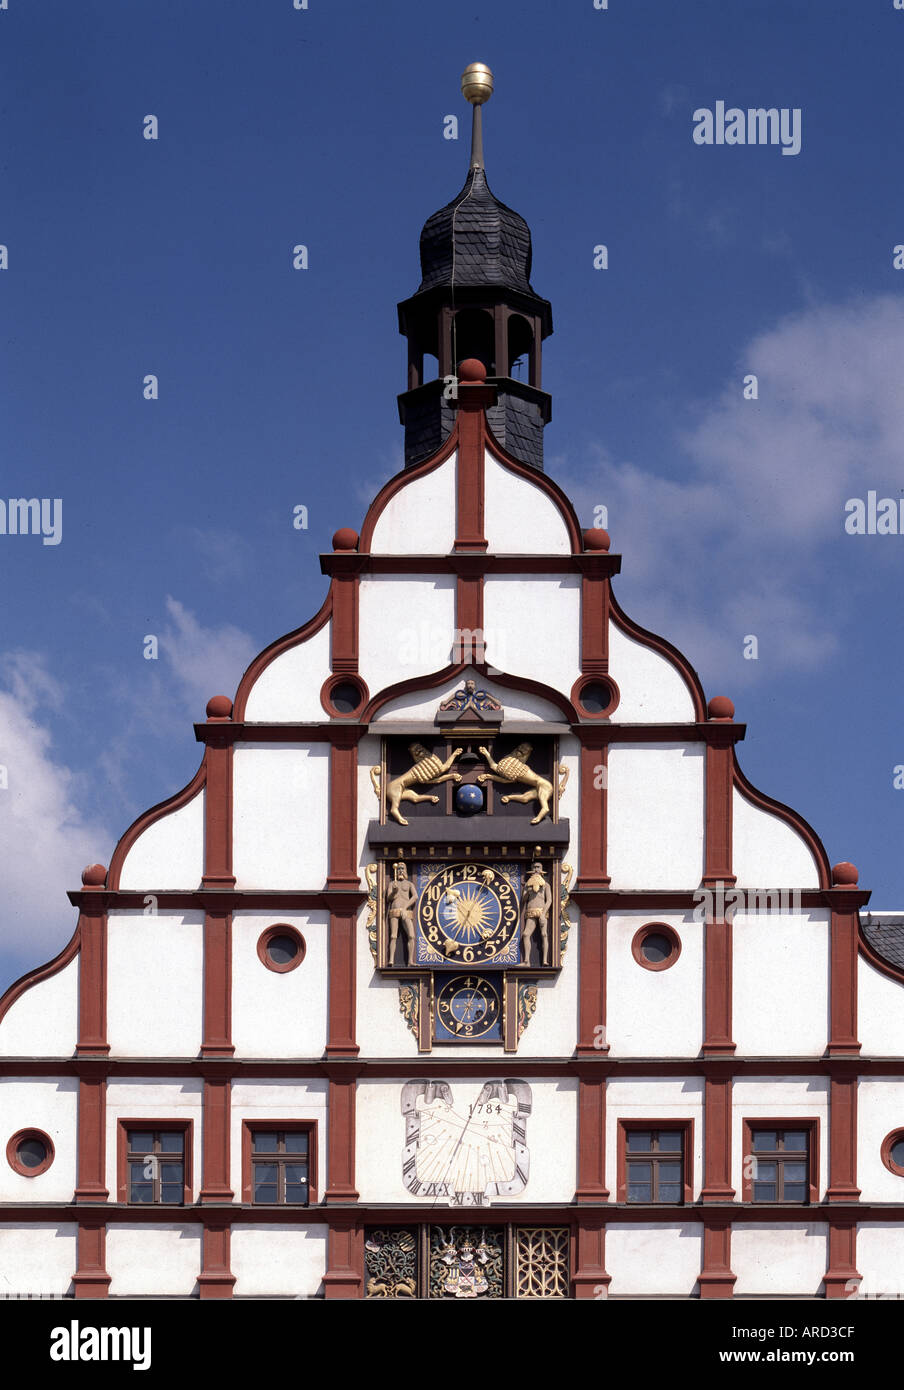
[{"left": 435, "top": 974, "right": 502, "bottom": 1041}]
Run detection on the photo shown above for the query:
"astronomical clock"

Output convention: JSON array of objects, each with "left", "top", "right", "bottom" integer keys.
[{"left": 365, "top": 682, "right": 573, "bottom": 1050}]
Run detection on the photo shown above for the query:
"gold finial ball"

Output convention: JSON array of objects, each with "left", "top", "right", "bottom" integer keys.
[{"left": 461, "top": 62, "right": 494, "bottom": 105}]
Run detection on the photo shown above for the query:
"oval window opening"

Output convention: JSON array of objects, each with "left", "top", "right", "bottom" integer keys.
[
  {"left": 267, "top": 934, "right": 299, "bottom": 966},
  {"left": 330, "top": 682, "right": 361, "bottom": 714},
  {"left": 640, "top": 933, "right": 672, "bottom": 965},
  {"left": 17, "top": 1137, "right": 48, "bottom": 1170}
]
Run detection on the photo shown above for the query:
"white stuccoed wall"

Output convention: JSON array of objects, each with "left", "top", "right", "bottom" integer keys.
[
  {"left": 607, "top": 622, "right": 697, "bottom": 722},
  {"left": 107, "top": 911, "right": 204, "bottom": 1057},
  {"left": 105, "top": 1079, "right": 203, "bottom": 1201},
  {"left": 857, "top": 958, "right": 904, "bottom": 1055},
  {"left": 231, "top": 911, "right": 328, "bottom": 1058},
  {"left": 856, "top": 1224, "right": 904, "bottom": 1297},
  {"left": 0, "top": 1224, "right": 76, "bottom": 1296},
  {"left": 732, "top": 789, "right": 821, "bottom": 888},
  {"left": 242, "top": 620, "right": 332, "bottom": 722},
  {"left": 0, "top": 957, "right": 78, "bottom": 1057},
  {"left": 107, "top": 1225, "right": 201, "bottom": 1297},
  {"left": 483, "top": 451, "right": 572, "bottom": 554},
  {"left": 857, "top": 1079, "right": 904, "bottom": 1201},
  {"left": 0, "top": 1078, "right": 78, "bottom": 1202},
  {"left": 731, "top": 1223, "right": 827, "bottom": 1296},
  {"left": 231, "top": 1225, "right": 327, "bottom": 1297},
  {"left": 482, "top": 575, "right": 581, "bottom": 692},
  {"left": 118, "top": 788, "right": 204, "bottom": 890},
  {"left": 607, "top": 744, "right": 705, "bottom": 889},
  {"left": 369, "top": 453, "right": 457, "bottom": 554},
  {"left": 355, "top": 1077, "right": 577, "bottom": 1204},
  {"left": 230, "top": 1080, "right": 328, "bottom": 1198},
  {"left": 605, "top": 912, "right": 702, "bottom": 1057},
  {"left": 232, "top": 743, "right": 329, "bottom": 889},
  {"left": 605, "top": 1077, "right": 705, "bottom": 1200},
  {"left": 358, "top": 574, "right": 457, "bottom": 697},
  {"left": 732, "top": 912, "right": 829, "bottom": 1056},
  {"left": 605, "top": 1223, "right": 702, "bottom": 1297},
  {"left": 373, "top": 681, "right": 563, "bottom": 722},
  {"left": 731, "top": 1077, "right": 829, "bottom": 1198}
]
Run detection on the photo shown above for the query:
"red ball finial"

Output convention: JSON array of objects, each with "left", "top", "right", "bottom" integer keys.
[
  {"left": 206, "top": 695, "right": 233, "bottom": 719},
  {"left": 458, "top": 358, "right": 487, "bottom": 384},
  {"left": 708, "top": 696, "right": 735, "bottom": 721},
  {"left": 832, "top": 862, "right": 859, "bottom": 887},
  {"left": 332, "top": 527, "right": 359, "bottom": 551},
  {"left": 584, "top": 528, "right": 611, "bottom": 552},
  {"left": 82, "top": 863, "right": 107, "bottom": 887}
]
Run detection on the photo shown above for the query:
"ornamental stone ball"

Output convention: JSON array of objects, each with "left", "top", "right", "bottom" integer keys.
[
  {"left": 458, "top": 358, "right": 487, "bottom": 384},
  {"left": 206, "top": 695, "right": 233, "bottom": 719},
  {"left": 461, "top": 62, "right": 494, "bottom": 105},
  {"left": 832, "top": 862, "right": 859, "bottom": 887},
  {"left": 707, "top": 696, "right": 735, "bottom": 721},
  {"left": 583, "top": 528, "right": 611, "bottom": 552},
  {"left": 332, "top": 527, "right": 359, "bottom": 551},
  {"left": 82, "top": 864, "right": 107, "bottom": 887}
]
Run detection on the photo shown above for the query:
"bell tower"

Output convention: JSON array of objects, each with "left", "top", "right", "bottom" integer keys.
[{"left": 397, "top": 63, "right": 553, "bottom": 470}]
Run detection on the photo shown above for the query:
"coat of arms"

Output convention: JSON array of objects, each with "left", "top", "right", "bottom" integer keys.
[{"left": 401, "top": 1079, "right": 531, "bottom": 1206}]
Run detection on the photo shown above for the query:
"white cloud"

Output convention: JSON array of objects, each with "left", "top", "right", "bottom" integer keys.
[
  {"left": 158, "top": 596, "right": 257, "bottom": 713},
  {"left": 559, "top": 295, "right": 904, "bottom": 685},
  {"left": 0, "top": 652, "right": 112, "bottom": 973}
]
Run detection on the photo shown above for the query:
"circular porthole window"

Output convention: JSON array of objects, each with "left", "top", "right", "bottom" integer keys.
[
  {"left": 257, "top": 925, "right": 306, "bottom": 974},
  {"left": 881, "top": 1129, "right": 904, "bottom": 1177},
  {"left": 7, "top": 1129, "right": 55, "bottom": 1177},
  {"left": 320, "top": 675, "right": 368, "bottom": 718},
  {"left": 571, "top": 675, "right": 620, "bottom": 719},
  {"left": 631, "top": 923, "right": 682, "bottom": 972}
]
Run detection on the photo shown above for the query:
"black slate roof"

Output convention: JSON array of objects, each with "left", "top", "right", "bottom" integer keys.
[
  {"left": 861, "top": 914, "right": 904, "bottom": 972},
  {"left": 417, "top": 167, "right": 534, "bottom": 295}
]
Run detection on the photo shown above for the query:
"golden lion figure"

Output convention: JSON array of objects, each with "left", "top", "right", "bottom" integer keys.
[
  {"left": 370, "top": 742, "right": 463, "bottom": 825},
  {"left": 477, "top": 742, "right": 553, "bottom": 824}
]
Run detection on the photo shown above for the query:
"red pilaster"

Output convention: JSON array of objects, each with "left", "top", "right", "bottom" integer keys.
[
  {"left": 200, "top": 1073, "right": 234, "bottom": 1204},
  {"left": 201, "top": 911, "right": 234, "bottom": 1057},
  {"left": 572, "top": 1219, "right": 610, "bottom": 1299},
  {"left": 577, "top": 557, "right": 613, "bottom": 674},
  {"left": 201, "top": 716, "right": 235, "bottom": 890},
  {"left": 74, "top": 1063, "right": 109, "bottom": 1203},
  {"left": 703, "top": 714, "right": 736, "bottom": 888},
  {"left": 699, "top": 1217, "right": 736, "bottom": 1299},
  {"left": 825, "top": 1220, "right": 861, "bottom": 1299},
  {"left": 574, "top": 1073, "right": 609, "bottom": 1202},
  {"left": 828, "top": 908, "right": 861, "bottom": 1057},
  {"left": 324, "top": 1075, "right": 359, "bottom": 1204},
  {"left": 328, "top": 554, "right": 366, "bottom": 673},
  {"left": 453, "top": 554, "right": 485, "bottom": 657},
  {"left": 72, "top": 1219, "right": 111, "bottom": 1299},
  {"left": 453, "top": 373, "right": 495, "bottom": 552},
  {"left": 576, "top": 731, "right": 609, "bottom": 890},
  {"left": 702, "top": 917, "right": 735, "bottom": 1055},
  {"left": 827, "top": 1070, "right": 861, "bottom": 1203},
  {"left": 701, "top": 1069, "right": 735, "bottom": 1201},
  {"left": 327, "top": 730, "right": 363, "bottom": 893},
  {"left": 575, "top": 905, "right": 607, "bottom": 1058},
  {"left": 323, "top": 1216, "right": 364, "bottom": 1299},
  {"left": 198, "top": 1221, "right": 236, "bottom": 1299},
  {"left": 76, "top": 884, "right": 109, "bottom": 1055}
]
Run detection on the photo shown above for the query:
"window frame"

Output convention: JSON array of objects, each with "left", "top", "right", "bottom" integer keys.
[
  {"left": 616, "top": 1119, "right": 694, "bottom": 1205},
  {"left": 6, "top": 1127, "right": 55, "bottom": 1178},
  {"left": 241, "top": 1120, "right": 318, "bottom": 1206},
  {"left": 257, "top": 924, "right": 307, "bottom": 974},
  {"left": 117, "top": 1119, "right": 193, "bottom": 1206},
  {"left": 741, "top": 1118, "right": 819, "bottom": 1205},
  {"left": 630, "top": 923, "right": 682, "bottom": 973},
  {"left": 880, "top": 1128, "right": 904, "bottom": 1178}
]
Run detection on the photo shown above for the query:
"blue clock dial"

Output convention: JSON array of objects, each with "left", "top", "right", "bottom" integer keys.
[
  {"left": 435, "top": 974, "right": 502, "bottom": 1041},
  {"left": 415, "top": 862, "right": 522, "bottom": 968}
]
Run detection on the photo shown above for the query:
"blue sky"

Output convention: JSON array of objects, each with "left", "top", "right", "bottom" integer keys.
[{"left": 1, "top": 0, "right": 903, "bottom": 988}]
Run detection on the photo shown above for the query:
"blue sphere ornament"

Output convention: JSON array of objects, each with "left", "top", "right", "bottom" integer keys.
[{"left": 455, "top": 783, "right": 484, "bottom": 815}]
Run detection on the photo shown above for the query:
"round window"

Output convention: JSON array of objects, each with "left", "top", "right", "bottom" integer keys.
[
  {"left": 257, "top": 925, "right": 306, "bottom": 974},
  {"left": 631, "top": 924, "right": 681, "bottom": 972},
  {"left": 881, "top": 1129, "right": 904, "bottom": 1177},
  {"left": 7, "top": 1129, "right": 55, "bottom": 1177},
  {"left": 330, "top": 682, "right": 362, "bottom": 714},
  {"left": 571, "top": 675, "right": 619, "bottom": 719}
]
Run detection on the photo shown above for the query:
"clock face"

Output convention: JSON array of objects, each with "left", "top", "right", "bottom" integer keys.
[
  {"left": 434, "top": 974, "right": 503, "bottom": 1042},
  {"left": 414, "top": 862, "right": 522, "bottom": 968}
]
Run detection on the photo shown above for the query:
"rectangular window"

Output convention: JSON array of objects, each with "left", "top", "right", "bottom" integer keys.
[
  {"left": 241, "top": 1122, "right": 317, "bottom": 1205},
  {"left": 118, "top": 1122, "right": 192, "bottom": 1205},
  {"left": 617, "top": 1121, "right": 693, "bottom": 1204},
  {"left": 743, "top": 1121, "right": 818, "bottom": 1204}
]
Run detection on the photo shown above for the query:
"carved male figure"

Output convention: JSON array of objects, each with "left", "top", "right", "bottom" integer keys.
[
  {"left": 520, "top": 861, "right": 552, "bottom": 966},
  {"left": 386, "top": 862, "right": 418, "bottom": 965}
]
